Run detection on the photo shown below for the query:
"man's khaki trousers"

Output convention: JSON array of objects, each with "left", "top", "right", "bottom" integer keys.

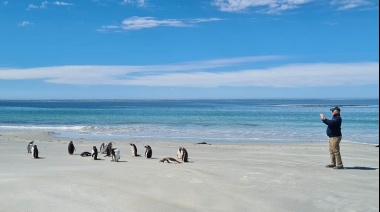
[{"left": 329, "top": 136, "right": 343, "bottom": 167}]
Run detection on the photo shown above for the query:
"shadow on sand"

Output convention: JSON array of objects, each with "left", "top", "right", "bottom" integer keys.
[{"left": 344, "top": 166, "right": 378, "bottom": 171}]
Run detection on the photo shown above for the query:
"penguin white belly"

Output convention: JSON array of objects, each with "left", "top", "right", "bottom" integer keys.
[
  {"left": 115, "top": 149, "right": 120, "bottom": 161},
  {"left": 177, "top": 149, "right": 183, "bottom": 159},
  {"left": 27, "top": 144, "right": 32, "bottom": 153}
]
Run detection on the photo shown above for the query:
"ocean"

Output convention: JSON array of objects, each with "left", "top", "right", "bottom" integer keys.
[{"left": 0, "top": 99, "right": 378, "bottom": 144}]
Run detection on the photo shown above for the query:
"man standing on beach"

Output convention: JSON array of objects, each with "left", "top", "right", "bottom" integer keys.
[{"left": 320, "top": 106, "right": 344, "bottom": 169}]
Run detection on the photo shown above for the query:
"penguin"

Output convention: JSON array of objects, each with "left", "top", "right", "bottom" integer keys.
[
  {"left": 130, "top": 143, "right": 140, "bottom": 157},
  {"left": 27, "top": 141, "right": 34, "bottom": 153},
  {"left": 99, "top": 143, "right": 106, "bottom": 154},
  {"left": 32, "top": 145, "right": 39, "bottom": 159},
  {"left": 80, "top": 151, "right": 91, "bottom": 157},
  {"left": 111, "top": 148, "right": 120, "bottom": 162},
  {"left": 105, "top": 142, "right": 112, "bottom": 157},
  {"left": 159, "top": 157, "right": 181, "bottom": 164},
  {"left": 181, "top": 147, "right": 189, "bottom": 163},
  {"left": 144, "top": 145, "right": 152, "bottom": 159},
  {"left": 68, "top": 141, "right": 75, "bottom": 155},
  {"left": 92, "top": 146, "right": 98, "bottom": 160},
  {"left": 177, "top": 147, "right": 183, "bottom": 159}
]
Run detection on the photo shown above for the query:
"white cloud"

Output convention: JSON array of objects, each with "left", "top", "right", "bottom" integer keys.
[
  {"left": 189, "top": 18, "right": 225, "bottom": 23},
  {"left": 18, "top": 21, "right": 34, "bottom": 27},
  {"left": 27, "top": 1, "right": 74, "bottom": 10},
  {"left": 27, "top": 4, "right": 39, "bottom": 10},
  {"left": 27, "top": 1, "right": 48, "bottom": 10},
  {"left": 0, "top": 57, "right": 378, "bottom": 88},
  {"left": 211, "top": 0, "right": 312, "bottom": 14},
  {"left": 212, "top": 0, "right": 377, "bottom": 12},
  {"left": 330, "top": 0, "right": 371, "bottom": 10},
  {"left": 121, "top": 0, "right": 147, "bottom": 7},
  {"left": 121, "top": 16, "right": 187, "bottom": 30},
  {"left": 54, "top": 1, "right": 74, "bottom": 6},
  {"left": 99, "top": 16, "right": 223, "bottom": 32}
]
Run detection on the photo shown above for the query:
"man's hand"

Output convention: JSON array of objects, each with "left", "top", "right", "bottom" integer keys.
[{"left": 320, "top": 114, "right": 325, "bottom": 120}]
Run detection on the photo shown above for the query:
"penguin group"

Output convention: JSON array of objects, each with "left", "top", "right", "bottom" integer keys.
[
  {"left": 27, "top": 141, "right": 191, "bottom": 164},
  {"left": 26, "top": 141, "right": 39, "bottom": 159}
]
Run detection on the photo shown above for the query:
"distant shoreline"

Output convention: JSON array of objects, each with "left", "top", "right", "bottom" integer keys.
[{"left": 0, "top": 98, "right": 379, "bottom": 101}]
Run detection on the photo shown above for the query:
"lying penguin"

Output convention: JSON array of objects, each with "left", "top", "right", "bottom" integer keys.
[
  {"left": 80, "top": 151, "right": 91, "bottom": 157},
  {"left": 159, "top": 157, "right": 181, "bottom": 164}
]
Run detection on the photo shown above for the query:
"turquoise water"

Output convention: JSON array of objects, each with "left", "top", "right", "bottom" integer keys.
[{"left": 0, "top": 99, "right": 378, "bottom": 144}]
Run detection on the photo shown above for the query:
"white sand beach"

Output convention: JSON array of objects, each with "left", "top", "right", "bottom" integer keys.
[{"left": 0, "top": 131, "right": 378, "bottom": 212}]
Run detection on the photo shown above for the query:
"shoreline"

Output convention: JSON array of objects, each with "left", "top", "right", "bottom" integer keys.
[
  {"left": 0, "top": 130, "right": 378, "bottom": 146},
  {"left": 0, "top": 131, "right": 378, "bottom": 212}
]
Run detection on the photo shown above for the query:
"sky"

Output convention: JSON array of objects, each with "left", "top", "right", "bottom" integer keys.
[{"left": 0, "top": 0, "right": 379, "bottom": 99}]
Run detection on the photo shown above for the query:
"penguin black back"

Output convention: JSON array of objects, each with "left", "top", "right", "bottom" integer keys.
[
  {"left": 33, "top": 145, "right": 39, "bottom": 159},
  {"left": 68, "top": 141, "right": 75, "bottom": 155}
]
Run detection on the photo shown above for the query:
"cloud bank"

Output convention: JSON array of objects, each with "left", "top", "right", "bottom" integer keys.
[{"left": 0, "top": 56, "right": 378, "bottom": 88}]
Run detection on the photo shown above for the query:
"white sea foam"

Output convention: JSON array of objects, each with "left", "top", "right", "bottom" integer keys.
[{"left": 0, "top": 125, "right": 84, "bottom": 131}]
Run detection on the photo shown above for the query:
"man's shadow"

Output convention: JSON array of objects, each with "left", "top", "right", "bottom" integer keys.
[{"left": 344, "top": 166, "right": 378, "bottom": 171}]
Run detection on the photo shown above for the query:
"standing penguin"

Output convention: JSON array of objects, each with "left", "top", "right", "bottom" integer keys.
[
  {"left": 92, "top": 146, "right": 98, "bottom": 160},
  {"left": 181, "top": 147, "right": 189, "bottom": 163},
  {"left": 144, "top": 145, "right": 152, "bottom": 159},
  {"left": 27, "top": 141, "right": 34, "bottom": 153},
  {"left": 111, "top": 148, "right": 120, "bottom": 162},
  {"left": 32, "top": 145, "right": 39, "bottom": 159},
  {"left": 99, "top": 143, "right": 106, "bottom": 154},
  {"left": 68, "top": 141, "right": 75, "bottom": 155},
  {"left": 105, "top": 142, "right": 112, "bottom": 157},
  {"left": 130, "top": 143, "right": 140, "bottom": 157}
]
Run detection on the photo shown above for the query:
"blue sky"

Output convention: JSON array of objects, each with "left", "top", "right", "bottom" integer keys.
[{"left": 0, "top": 0, "right": 378, "bottom": 99}]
